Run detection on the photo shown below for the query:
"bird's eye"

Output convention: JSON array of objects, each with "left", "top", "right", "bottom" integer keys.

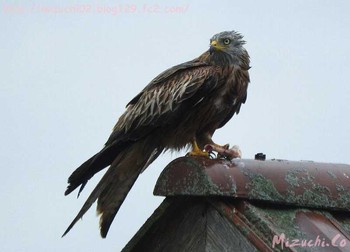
[{"left": 223, "top": 38, "right": 231, "bottom": 45}]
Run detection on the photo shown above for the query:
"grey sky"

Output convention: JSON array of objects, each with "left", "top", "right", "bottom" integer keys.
[{"left": 1, "top": 0, "right": 350, "bottom": 251}]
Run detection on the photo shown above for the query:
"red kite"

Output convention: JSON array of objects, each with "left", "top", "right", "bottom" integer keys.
[{"left": 63, "top": 31, "right": 250, "bottom": 237}]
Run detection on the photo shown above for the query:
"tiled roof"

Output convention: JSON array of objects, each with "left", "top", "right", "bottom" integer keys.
[
  {"left": 154, "top": 157, "right": 350, "bottom": 210},
  {"left": 123, "top": 156, "right": 350, "bottom": 252}
]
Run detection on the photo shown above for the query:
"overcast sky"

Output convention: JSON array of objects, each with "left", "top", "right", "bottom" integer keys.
[{"left": 1, "top": 0, "right": 350, "bottom": 251}]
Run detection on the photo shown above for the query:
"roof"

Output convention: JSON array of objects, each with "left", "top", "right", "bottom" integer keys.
[{"left": 123, "top": 156, "right": 350, "bottom": 252}]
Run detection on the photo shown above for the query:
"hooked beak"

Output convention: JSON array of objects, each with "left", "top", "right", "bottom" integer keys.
[
  {"left": 210, "top": 40, "right": 224, "bottom": 52},
  {"left": 210, "top": 40, "right": 218, "bottom": 47}
]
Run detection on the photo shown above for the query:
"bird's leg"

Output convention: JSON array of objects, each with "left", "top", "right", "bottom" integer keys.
[
  {"left": 204, "top": 143, "right": 242, "bottom": 159},
  {"left": 187, "top": 139, "right": 210, "bottom": 157}
]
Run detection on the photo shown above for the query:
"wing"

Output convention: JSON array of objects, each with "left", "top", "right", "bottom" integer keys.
[
  {"left": 105, "top": 59, "right": 220, "bottom": 146},
  {"left": 64, "top": 56, "right": 220, "bottom": 197},
  {"left": 126, "top": 60, "right": 209, "bottom": 106}
]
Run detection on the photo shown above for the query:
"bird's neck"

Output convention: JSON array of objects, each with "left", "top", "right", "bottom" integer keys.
[{"left": 197, "top": 50, "right": 246, "bottom": 68}]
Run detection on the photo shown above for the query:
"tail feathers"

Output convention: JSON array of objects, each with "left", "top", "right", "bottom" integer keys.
[
  {"left": 64, "top": 143, "right": 124, "bottom": 197},
  {"left": 64, "top": 155, "right": 96, "bottom": 197},
  {"left": 97, "top": 145, "right": 160, "bottom": 237},
  {"left": 97, "top": 165, "right": 141, "bottom": 238},
  {"left": 63, "top": 139, "right": 161, "bottom": 238},
  {"left": 62, "top": 164, "right": 116, "bottom": 237}
]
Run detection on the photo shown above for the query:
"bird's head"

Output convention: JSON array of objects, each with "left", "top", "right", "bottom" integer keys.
[
  {"left": 210, "top": 31, "right": 245, "bottom": 53},
  {"left": 209, "top": 31, "right": 248, "bottom": 66}
]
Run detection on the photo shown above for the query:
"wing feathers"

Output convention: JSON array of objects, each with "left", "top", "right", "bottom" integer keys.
[
  {"left": 62, "top": 165, "right": 115, "bottom": 237},
  {"left": 63, "top": 137, "right": 161, "bottom": 238},
  {"left": 96, "top": 138, "right": 159, "bottom": 237},
  {"left": 115, "top": 67, "right": 216, "bottom": 133},
  {"left": 105, "top": 63, "right": 218, "bottom": 146}
]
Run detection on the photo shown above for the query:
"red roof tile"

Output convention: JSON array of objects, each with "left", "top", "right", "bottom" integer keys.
[
  {"left": 123, "top": 157, "right": 350, "bottom": 251},
  {"left": 154, "top": 157, "right": 350, "bottom": 210}
]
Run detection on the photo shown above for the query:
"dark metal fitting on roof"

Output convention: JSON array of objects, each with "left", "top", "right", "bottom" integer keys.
[{"left": 255, "top": 153, "right": 266, "bottom": 161}]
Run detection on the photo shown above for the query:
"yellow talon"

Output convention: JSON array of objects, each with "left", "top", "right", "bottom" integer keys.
[{"left": 187, "top": 140, "right": 209, "bottom": 157}]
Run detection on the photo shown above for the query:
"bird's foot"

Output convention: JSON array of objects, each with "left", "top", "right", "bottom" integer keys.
[
  {"left": 186, "top": 140, "right": 210, "bottom": 158},
  {"left": 204, "top": 144, "right": 241, "bottom": 159},
  {"left": 187, "top": 149, "right": 210, "bottom": 157}
]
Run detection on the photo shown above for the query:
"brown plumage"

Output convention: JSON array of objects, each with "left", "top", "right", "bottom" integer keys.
[{"left": 63, "top": 30, "right": 250, "bottom": 238}]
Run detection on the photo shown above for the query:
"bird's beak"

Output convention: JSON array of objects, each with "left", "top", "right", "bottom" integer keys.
[
  {"left": 210, "top": 40, "right": 223, "bottom": 51},
  {"left": 210, "top": 40, "right": 218, "bottom": 47}
]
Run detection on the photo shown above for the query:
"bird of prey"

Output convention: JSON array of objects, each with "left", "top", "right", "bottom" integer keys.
[{"left": 63, "top": 30, "right": 250, "bottom": 238}]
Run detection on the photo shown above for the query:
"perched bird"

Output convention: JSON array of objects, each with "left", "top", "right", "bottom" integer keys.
[{"left": 63, "top": 30, "right": 250, "bottom": 238}]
